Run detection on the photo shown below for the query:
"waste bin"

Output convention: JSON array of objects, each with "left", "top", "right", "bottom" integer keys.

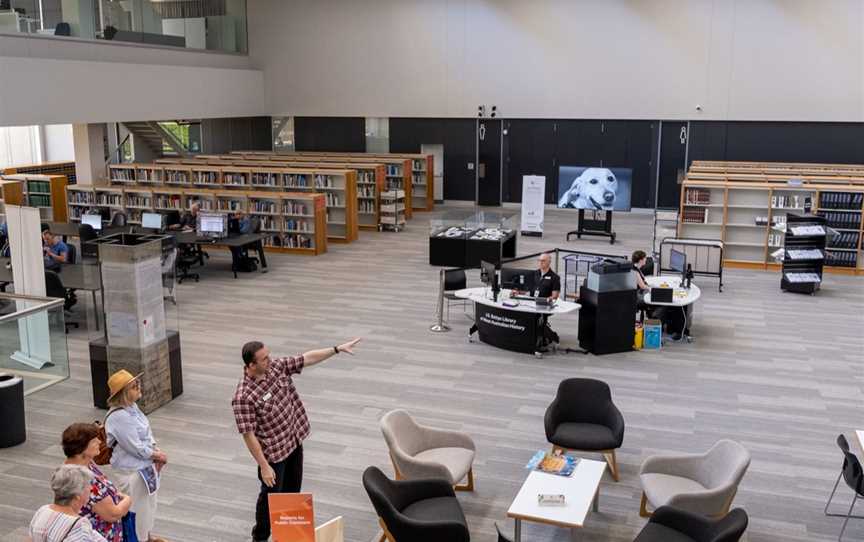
[{"left": 0, "top": 374, "right": 25, "bottom": 447}]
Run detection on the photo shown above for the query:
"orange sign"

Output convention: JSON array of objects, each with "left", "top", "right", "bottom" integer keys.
[{"left": 268, "top": 493, "right": 315, "bottom": 542}]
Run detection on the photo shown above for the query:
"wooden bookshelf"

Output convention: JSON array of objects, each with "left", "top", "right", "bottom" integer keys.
[
  {"left": 1, "top": 174, "right": 68, "bottom": 222},
  {"left": 680, "top": 163, "right": 864, "bottom": 276},
  {"left": 228, "top": 152, "right": 415, "bottom": 219},
  {"left": 0, "top": 178, "right": 24, "bottom": 224},
  {"left": 132, "top": 161, "right": 359, "bottom": 243},
  {"left": 66, "top": 185, "right": 327, "bottom": 255},
  {"left": 3, "top": 161, "right": 76, "bottom": 184}
]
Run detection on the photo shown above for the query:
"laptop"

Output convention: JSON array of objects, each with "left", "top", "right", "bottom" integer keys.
[{"left": 650, "top": 287, "right": 673, "bottom": 303}]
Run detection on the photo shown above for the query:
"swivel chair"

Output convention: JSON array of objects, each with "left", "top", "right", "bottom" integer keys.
[
  {"left": 110, "top": 211, "right": 128, "bottom": 227},
  {"left": 44, "top": 271, "right": 78, "bottom": 332}
]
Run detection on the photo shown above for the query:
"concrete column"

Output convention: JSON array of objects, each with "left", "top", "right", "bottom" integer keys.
[
  {"left": 72, "top": 123, "right": 107, "bottom": 186},
  {"left": 60, "top": 0, "right": 97, "bottom": 38}
]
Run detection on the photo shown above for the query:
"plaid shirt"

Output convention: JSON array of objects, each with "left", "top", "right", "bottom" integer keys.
[{"left": 232, "top": 355, "right": 310, "bottom": 463}]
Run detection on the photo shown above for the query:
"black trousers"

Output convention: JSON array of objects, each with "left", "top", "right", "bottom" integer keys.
[{"left": 253, "top": 445, "right": 303, "bottom": 541}]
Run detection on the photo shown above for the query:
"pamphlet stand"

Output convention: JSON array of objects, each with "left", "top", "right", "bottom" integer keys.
[{"left": 566, "top": 210, "right": 616, "bottom": 244}]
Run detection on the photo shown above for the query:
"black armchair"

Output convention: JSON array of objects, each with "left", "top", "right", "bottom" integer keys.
[
  {"left": 544, "top": 378, "right": 625, "bottom": 481},
  {"left": 634, "top": 506, "right": 748, "bottom": 542},
  {"left": 362, "top": 466, "right": 470, "bottom": 542},
  {"left": 825, "top": 434, "right": 864, "bottom": 540}
]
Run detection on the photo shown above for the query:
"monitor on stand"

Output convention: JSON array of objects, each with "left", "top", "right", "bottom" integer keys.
[
  {"left": 197, "top": 212, "right": 228, "bottom": 239},
  {"left": 481, "top": 260, "right": 500, "bottom": 302},
  {"left": 81, "top": 214, "right": 102, "bottom": 231},
  {"left": 141, "top": 212, "right": 164, "bottom": 231},
  {"left": 669, "top": 248, "right": 687, "bottom": 287},
  {"left": 500, "top": 267, "right": 537, "bottom": 293}
]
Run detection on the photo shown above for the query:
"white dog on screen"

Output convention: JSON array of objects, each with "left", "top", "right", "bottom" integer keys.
[{"left": 558, "top": 168, "right": 618, "bottom": 210}]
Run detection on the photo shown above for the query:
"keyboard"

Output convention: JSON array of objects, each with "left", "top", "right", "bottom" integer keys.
[{"left": 511, "top": 295, "right": 538, "bottom": 301}]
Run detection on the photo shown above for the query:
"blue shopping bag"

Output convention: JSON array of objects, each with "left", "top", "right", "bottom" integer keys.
[{"left": 122, "top": 511, "right": 139, "bottom": 542}]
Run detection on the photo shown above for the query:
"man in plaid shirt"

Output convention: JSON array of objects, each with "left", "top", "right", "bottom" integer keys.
[{"left": 232, "top": 337, "right": 361, "bottom": 542}]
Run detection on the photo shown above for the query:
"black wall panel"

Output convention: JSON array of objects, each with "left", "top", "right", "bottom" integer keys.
[
  {"left": 201, "top": 116, "right": 272, "bottom": 154},
  {"left": 389, "top": 118, "right": 476, "bottom": 201},
  {"left": 688, "top": 121, "right": 864, "bottom": 166},
  {"left": 294, "top": 117, "right": 366, "bottom": 152},
  {"left": 503, "top": 120, "right": 556, "bottom": 203}
]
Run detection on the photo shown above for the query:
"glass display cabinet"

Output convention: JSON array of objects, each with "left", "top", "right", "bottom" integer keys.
[{"left": 429, "top": 210, "right": 518, "bottom": 267}]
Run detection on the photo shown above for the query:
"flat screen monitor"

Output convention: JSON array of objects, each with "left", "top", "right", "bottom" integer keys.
[
  {"left": 669, "top": 249, "right": 686, "bottom": 274},
  {"left": 197, "top": 212, "right": 227, "bottom": 237},
  {"left": 557, "top": 166, "right": 633, "bottom": 212},
  {"left": 141, "top": 212, "right": 164, "bottom": 230},
  {"left": 81, "top": 214, "right": 102, "bottom": 231},
  {"left": 500, "top": 267, "right": 536, "bottom": 292}
]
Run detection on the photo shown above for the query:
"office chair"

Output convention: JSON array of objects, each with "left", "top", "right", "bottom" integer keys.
[
  {"left": 110, "top": 211, "right": 128, "bottom": 227},
  {"left": 176, "top": 244, "right": 200, "bottom": 283},
  {"left": 79, "top": 224, "right": 99, "bottom": 260},
  {"left": 44, "top": 271, "right": 78, "bottom": 332},
  {"left": 825, "top": 434, "right": 864, "bottom": 540}
]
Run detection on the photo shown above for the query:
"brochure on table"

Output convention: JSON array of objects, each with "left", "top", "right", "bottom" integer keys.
[
  {"left": 269, "top": 493, "right": 315, "bottom": 542},
  {"left": 520, "top": 175, "right": 545, "bottom": 235}
]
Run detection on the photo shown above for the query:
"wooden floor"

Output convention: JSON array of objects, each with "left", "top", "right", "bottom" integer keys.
[{"left": 1, "top": 205, "right": 863, "bottom": 542}]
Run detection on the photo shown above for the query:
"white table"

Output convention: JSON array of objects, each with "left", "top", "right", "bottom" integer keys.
[
  {"left": 454, "top": 287, "right": 581, "bottom": 315},
  {"left": 857, "top": 430, "right": 864, "bottom": 453},
  {"left": 507, "top": 458, "right": 606, "bottom": 541},
  {"left": 643, "top": 275, "right": 701, "bottom": 341}
]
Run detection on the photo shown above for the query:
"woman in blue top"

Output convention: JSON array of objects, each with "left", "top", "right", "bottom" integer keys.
[{"left": 104, "top": 370, "right": 168, "bottom": 542}]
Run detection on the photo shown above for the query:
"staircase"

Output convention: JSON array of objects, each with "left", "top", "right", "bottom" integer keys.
[{"left": 122, "top": 121, "right": 190, "bottom": 158}]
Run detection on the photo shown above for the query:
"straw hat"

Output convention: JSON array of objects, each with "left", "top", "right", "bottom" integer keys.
[{"left": 107, "top": 370, "right": 142, "bottom": 402}]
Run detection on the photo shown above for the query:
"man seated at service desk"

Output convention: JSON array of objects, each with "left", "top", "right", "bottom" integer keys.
[
  {"left": 228, "top": 210, "right": 268, "bottom": 273},
  {"left": 511, "top": 252, "right": 561, "bottom": 347},
  {"left": 42, "top": 228, "right": 69, "bottom": 270}
]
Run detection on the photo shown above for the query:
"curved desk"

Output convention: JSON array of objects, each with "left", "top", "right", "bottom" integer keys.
[
  {"left": 455, "top": 287, "right": 580, "bottom": 354},
  {"left": 643, "top": 275, "right": 701, "bottom": 340}
]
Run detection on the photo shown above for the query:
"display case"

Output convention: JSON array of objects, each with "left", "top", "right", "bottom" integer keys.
[{"left": 429, "top": 210, "right": 518, "bottom": 267}]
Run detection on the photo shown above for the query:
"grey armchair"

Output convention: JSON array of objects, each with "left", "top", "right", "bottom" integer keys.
[
  {"left": 639, "top": 439, "right": 751, "bottom": 518},
  {"left": 380, "top": 409, "right": 476, "bottom": 491}
]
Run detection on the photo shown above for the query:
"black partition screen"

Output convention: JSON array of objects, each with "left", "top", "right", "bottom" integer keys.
[{"left": 294, "top": 117, "right": 366, "bottom": 152}]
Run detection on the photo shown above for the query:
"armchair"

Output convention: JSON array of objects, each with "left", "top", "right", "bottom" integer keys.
[
  {"left": 639, "top": 439, "right": 750, "bottom": 518},
  {"left": 544, "top": 378, "right": 625, "bottom": 481},
  {"left": 362, "top": 466, "right": 470, "bottom": 542},
  {"left": 380, "top": 409, "right": 476, "bottom": 491},
  {"left": 634, "top": 506, "right": 748, "bottom": 542}
]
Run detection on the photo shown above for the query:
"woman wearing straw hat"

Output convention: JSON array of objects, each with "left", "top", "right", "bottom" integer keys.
[{"left": 104, "top": 370, "right": 168, "bottom": 542}]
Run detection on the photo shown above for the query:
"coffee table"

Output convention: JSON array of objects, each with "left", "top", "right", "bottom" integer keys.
[
  {"left": 507, "top": 457, "right": 606, "bottom": 541},
  {"left": 857, "top": 430, "right": 864, "bottom": 452}
]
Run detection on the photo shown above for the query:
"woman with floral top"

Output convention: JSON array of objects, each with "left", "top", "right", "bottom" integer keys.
[{"left": 62, "top": 423, "right": 132, "bottom": 542}]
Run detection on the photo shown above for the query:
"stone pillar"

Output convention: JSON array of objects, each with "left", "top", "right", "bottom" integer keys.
[
  {"left": 72, "top": 123, "right": 107, "bottom": 186},
  {"left": 100, "top": 234, "right": 172, "bottom": 413}
]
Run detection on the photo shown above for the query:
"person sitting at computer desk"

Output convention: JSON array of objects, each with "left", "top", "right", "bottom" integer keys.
[
  {"left": 229, "top": 211, "right": 268, "bottom": 273},
  {"left": 42, "top": 229, "right": 69, "bottom": 270},
  {"left": 513, "top": 252, "right": 561, "bottom": 347},
  {"left": 635, "top": 249, "right": 687, "bottom": 341},
  {"left": 169, "top": 201, "right": 200, "bottom": 231}
]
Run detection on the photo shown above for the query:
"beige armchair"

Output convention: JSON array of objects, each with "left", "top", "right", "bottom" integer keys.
[
  {"left": 380, "top": 409, "right": 476, "bottom": 491},
  {"left": 639, "top": 439, "right": 751, "bottom": 518}
]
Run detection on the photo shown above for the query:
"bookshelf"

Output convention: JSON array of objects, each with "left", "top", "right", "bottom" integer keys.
[
  {"left": 3, "top": 161, "right": 76, "bottom": 184},
  {"left": 680, "top": 163, "right": 864, "bottom": 275},
  {"left": 1, "top": 174, "right": 68, "bottom": 222},
  {"left": 65, "top": 185, "right": 327, "bottom": 255},
  {"left": 0, "top": 179, "right": 24, "bottom": 224},
  {"left": 137, "top": 161, "right": 359, "bottom": 243}
]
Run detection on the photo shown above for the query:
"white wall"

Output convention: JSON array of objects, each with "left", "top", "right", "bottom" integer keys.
[
  {"left": 43, "top": 124, "right": 75, "bottom": 162},
  {"left": 247, "top": 0, "right": 864, "bottom": 121},
  {"left": 0, "top": 34, "right": 266, "bottom": 127}
]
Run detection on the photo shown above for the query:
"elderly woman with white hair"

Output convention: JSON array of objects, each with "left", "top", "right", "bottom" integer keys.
[{"left": 29, "top": 464, "right": 107, "bottom": 541}]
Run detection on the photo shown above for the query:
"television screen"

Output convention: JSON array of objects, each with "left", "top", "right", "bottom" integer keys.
[{"left": 557, "top": 166, "right": 633, "bottom": 212}]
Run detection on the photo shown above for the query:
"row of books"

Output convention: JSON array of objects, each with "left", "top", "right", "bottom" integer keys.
[
  {"left": 324, "top": 193, "right": 341, "bottom": 206},
  {"left": 682, "top": 207, "right": 709, "bottom": 223},
  {"left": 684, "top": 187, "right": 711, "bottom": 204},
  {"left": 358, "top": 186, "right": 376, "bottom": 198},
  {"left": 825, "top": 251, "right": 859, "bottom": 267},
  {"left": 97, "top": 194, "right": 123, "bottom": 206},
  {"left": 767, "top": 233, "right": 784, "bottom": 248},
  {"left": 817, "top": 211, "right": 862, "bottom": 230},
  {"left": 138, "top": 170, "right": 161, "bottom": 182},
  {"left": 829, "top": 231, "right": 860, "bottom": 249},
  {"left": 223, "top": 173, "right": 247, "bottom": 185},
  {"left": 359, "top": 200, "right": 376, "bottom": 214},
  {"left": 69, "top": 191, "right": 96, "bottom": 204},
  {"left": 155, "top": 195, "right": 182, "bottom": 209},
  {"left": 771, "top": 194, "right": 809, "bottom": 209},
  {"left": 284, "top": 202, "right": 310, "bottom": 215},
  {"left": 357, "top": 171, "right": 375, "bottom": 184},
  {"left": 251, "top": 173, "right": 277, "bottom": 186},
  {"left": 165, "top": 171, "right": 190, "bottom": 183},
  {"left": 412, "top": 173, "right": 425, "bottom": 185},
  {"left": 27, "top": 194, "right": 51, "bottom": 207},
  {"left": 194, "top": 171, "right": 219, "bottom": 184},
  {"left": 285, "top": 174, "right": 311, "bottom": 188},
  {"left": 111, "top": 169, "right": 135, "bottom": 181},
  {"left": 252, "top": 201, "right": 278, "bottom": 214},
  {"left": 126, "top": 195, "right": 152, "bottom": 207},
  {"left": 314, "top": 175, "right": 337, "bottom": 188},
  {"left": 386, "top": 164, "right": 402, "bottom": 176},
  {"left": 820, "top": 192, "right": 864, "bottom": 210},
  {"left": 284, "top": 219, "right": 311, "bottom": 232}
]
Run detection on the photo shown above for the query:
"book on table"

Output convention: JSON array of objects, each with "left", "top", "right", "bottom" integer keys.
[{"left": 526, "top": 450, "right": 580, "bottom": 477}]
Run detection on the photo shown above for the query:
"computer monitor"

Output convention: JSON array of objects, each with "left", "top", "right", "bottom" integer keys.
[
  {"left": 669, "top": 249, "right": 687, "bottom": 283},
  {"left": 480, "top": 260, "right": 500, "bottom": 299},
  {"left": 81, "top": 214, "right": 102, "bottom": 231},
  {"left": 197, "top": 212, "right": 227, "bottom": 238},
  {"left": 141, "top": 212, "right": 164, "bottom": 230},
  {"left": 500, "top": 267, "right": 537, "bottom": 293}
]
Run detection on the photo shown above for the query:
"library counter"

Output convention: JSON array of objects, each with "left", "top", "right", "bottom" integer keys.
[{"left": 455, "top": 287, "right": 580, "bottom": 354}]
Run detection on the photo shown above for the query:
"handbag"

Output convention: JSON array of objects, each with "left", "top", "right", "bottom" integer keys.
[
  {"left": 121, "top": 511, "right": 139, "bottom": 542},
  {"left": 93, "top": 408, "right": 120, "bottom": 466}
]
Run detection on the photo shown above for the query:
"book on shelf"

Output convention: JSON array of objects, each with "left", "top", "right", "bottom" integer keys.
[
  {"left": 825, "top": 250, "right": 858, "bottom": 268},
  {"left": 285, "top": 174, "right": 310, "bottom": 188},
  {"left": 820, "top": 192, "right": 864, "bottom": 210},
  {"left": 223, "top": 173, "right": 248, "bottom": 186},
  {"left": 828, "top": 231, "right": 860, "bottom": 249},
  {"left": 682, "top": 207, "right": 708, "bottom": 223},
  {"left": 817, "top": 211, "right": 862, "bottom": 230},
  {"left": 284, "top": 201, "right": 309, "bottom": 215},
  {"left": 684, "top": 187, "right": 711, "bottom": 204},
  {"left": 251, "top": 172, "right": 277, "bottom": 186},
  {"left": 771, "top": 194, "right": 804, "bottom": 209},
  {"left": 165, "top": 170, "right": 190, "bottom": 183}
]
